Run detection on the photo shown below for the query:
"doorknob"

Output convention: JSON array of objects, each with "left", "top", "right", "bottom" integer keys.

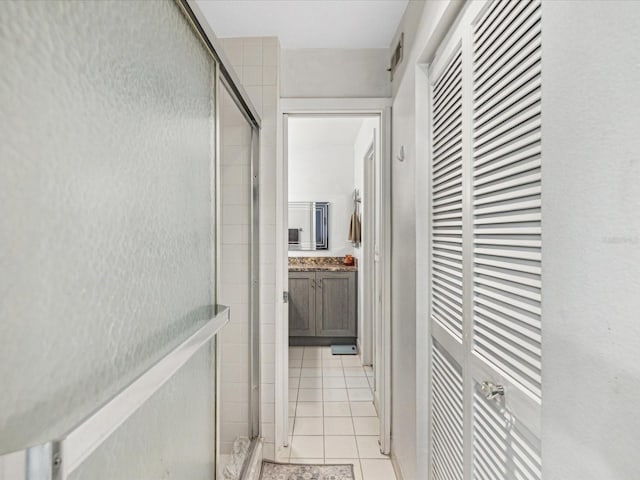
[{"left": 481, "top": 381, "right": 504, "bottom": 400}]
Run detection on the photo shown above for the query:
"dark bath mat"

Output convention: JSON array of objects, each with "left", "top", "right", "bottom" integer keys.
[{"left": 331, "top": 344, "right": 357, "bottom": 355}]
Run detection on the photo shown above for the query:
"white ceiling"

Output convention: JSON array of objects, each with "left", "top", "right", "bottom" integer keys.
[
  {"left": 288, "top": 117, "right": 366, "bottom": 147},
  {"left": 195, "top": 0, "right": 408, "bottom": 49}
]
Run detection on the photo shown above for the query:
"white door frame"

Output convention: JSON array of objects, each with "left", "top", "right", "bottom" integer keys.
[{"left": 275, "top": 97, "right": 393, "bottom": 454}]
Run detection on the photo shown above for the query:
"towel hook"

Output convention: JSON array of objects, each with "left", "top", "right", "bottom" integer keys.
[
  {"left": 353, "top": 189, "right": 361, "bottom": 216},
  {"left": 397, "top": 145, "right": 405, "bottom": 162}
]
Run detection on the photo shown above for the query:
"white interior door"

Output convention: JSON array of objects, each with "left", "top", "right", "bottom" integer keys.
[
  {"left": 362, "top": 141, "right": 375, "bottom": 367},
  {"left": 377, "top": 109, "right": 392, "bottom": 455},
  {"left": 428, "top": 1, "right": 542, "bottom": 479}
]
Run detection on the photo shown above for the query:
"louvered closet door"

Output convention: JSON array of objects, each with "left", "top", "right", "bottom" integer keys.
[
  {"left": 428, "top": 1, "right": 542, "bottom": 479},
  {"left": 470, "top": 1, "right": 542, "bottom": 477}
]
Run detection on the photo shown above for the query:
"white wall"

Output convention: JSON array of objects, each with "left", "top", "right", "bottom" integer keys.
[
  {"left": 288, "top": 125, "right": 356, "bottom": 257},
  {"left": 281, "top": 49, "right": 391, "bottom": 98},
  {"left": 220, "top": 36, "right": 280, "bottom": 461},
  {"left": 390, "top": 70, "right": 417, "bottom": 480},
  {"left": 541, "top": 2, "right": 640, "bottom": 479},
  {"left": 387, "top": 1, "right": 462, "bottom": 478},
  {"left": 0, "top": 1, "right": 216, "bottom": 474},
  {"left": 387, "top": 7, "right": 426, "bottom": 477}
]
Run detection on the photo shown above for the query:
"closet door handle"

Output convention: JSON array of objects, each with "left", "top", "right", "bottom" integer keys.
[
  {"left": 311, "top": 279, "right": 316, "bottom": 289},
  {"left": 481, "top": 381, "right": 504, "bottom": 400}
]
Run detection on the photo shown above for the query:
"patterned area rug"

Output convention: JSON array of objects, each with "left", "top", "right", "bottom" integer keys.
[{"left": 260, "top": 461, "right": 355, "bottom": 480}]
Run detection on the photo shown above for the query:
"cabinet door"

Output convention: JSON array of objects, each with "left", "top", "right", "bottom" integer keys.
[
  {"left": 315, "top": 272, "right": 356, "bottom": 337},
  {"left": 289, "top": 272, "right": 316, "bottom": 336}
]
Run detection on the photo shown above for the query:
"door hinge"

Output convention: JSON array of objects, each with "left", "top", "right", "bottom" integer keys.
[{"left": 283, "top": 291, "right": 289, "bottom": 303}]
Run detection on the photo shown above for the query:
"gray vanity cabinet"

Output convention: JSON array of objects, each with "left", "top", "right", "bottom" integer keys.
[
  {"left": 289, "top": 272, "right": 316, "bottom": 336},
  {"left": 288, "top": 270, "right": 356, "bottom": 341},
  {"left": 315, "top": 271, "right": 356, "bottom": 337}
]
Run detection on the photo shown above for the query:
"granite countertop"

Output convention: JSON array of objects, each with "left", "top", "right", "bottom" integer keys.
[
  {"left": 288, "top": 264, "right": 357, "bottom": 272},
  {"left": 288, "top": 257, "right": 357, "bottom": 272}
]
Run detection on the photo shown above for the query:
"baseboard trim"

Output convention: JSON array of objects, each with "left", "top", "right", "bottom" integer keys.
[{"left": 289, "top": 337, "right": 356, "bottom": 347}]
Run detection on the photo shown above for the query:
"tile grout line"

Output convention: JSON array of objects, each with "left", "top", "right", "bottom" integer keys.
[
  {"left": 326, "top": 356, "right": 332, "bottom": 462},
  {"left": 321, "top": 346, "right": 326, "bottom": 462},
  {"left": 347, "top": 355, "right": 365, "bottom": 479},
  {"left": 322, "top": 345, "right": 327, "bottom": 464}
]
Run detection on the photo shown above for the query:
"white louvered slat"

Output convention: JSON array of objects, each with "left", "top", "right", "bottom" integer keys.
[
  {"left": 474, "top": 56, "right": 541, "bottom": 120},
  {"left": 473, "top": 389, "right": 541, "bottom": 480},
  {"left": 474, "top": 93, "right": 541, "bottom": 141},
  {"left": 475, "top": 63, "right": 541, "bottom": 123},
  {"left": 473, "top": 117, "right": 540, "bottom": 158},
  {"left": 472, "top": 0, "right": 542, "bottom": 402},
  {"left": 432, "top": 49, "right": 464, "bottom": 342},
  {"left": 475, "top": 1, "right": 532, "bottom": 63},
  {"left": 473, "top": 136, "right": 541, "bottom": 172},
  {"left": 431, "top": 343, "right": 464, "bottom": 480},
  {"left": 474, "top": 3, "right": 541, "bottom": 86}
]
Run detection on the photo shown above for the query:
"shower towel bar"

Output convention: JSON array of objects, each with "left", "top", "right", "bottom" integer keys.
[{"left": 0, "top": 304, "right": 230, "bottom": 480}]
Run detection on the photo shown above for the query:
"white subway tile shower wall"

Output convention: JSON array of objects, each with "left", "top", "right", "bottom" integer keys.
[
  {"left": 219, "top": 81, "right": 252, "bottom": 454},
  {"left": 221, "top": 37, "right": 280, "bottom": 459}
]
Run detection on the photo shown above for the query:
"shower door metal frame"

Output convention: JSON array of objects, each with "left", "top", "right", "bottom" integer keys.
[
  {"left": 178, "top": 0, "right": 262, "bottom": 471},
  {"left": 215, "top": 73, "right": 262, "bottom": 443}
]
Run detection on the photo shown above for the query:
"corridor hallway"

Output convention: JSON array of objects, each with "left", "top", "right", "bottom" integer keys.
[
  {"left": 1, "top": 1, "right": 639, "bottom": 479},
  {"left": 284, "top": 347, "right": 395, "bottom": 480}
]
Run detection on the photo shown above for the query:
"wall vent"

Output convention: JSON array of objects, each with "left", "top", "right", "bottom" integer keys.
[{"left": 389, "top": 33, "right": 404, "bottom": 80}]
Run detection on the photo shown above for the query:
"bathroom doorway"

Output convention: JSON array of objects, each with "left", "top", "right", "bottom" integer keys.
[{"left": 275, "top": 100, "right": 393, "bottom": 462}]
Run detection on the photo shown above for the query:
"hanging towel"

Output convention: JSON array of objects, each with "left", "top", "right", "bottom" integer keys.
[{"left": 348, "top": 212, "right": 362, "bottom": 245}]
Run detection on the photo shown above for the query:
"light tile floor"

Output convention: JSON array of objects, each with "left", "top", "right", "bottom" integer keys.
[{"left": 278, "top": 346, "right": 398, "bottom": 480}]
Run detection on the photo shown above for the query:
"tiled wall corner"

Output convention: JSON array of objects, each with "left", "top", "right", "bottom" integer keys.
[{"left": 221, "top": 36, "right": 280, "bottom": 460}]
